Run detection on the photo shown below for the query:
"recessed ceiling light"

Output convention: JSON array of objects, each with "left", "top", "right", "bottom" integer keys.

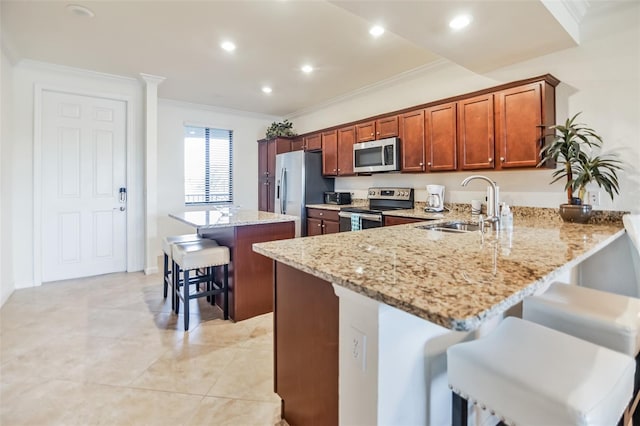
[
  {"left": 66, "top": 4, "right": 95, "bottom": 18},
  {"left": 449, "top": 15, "right": 472, "bottom": 30},
  {"left": 262, "top": 86, "right": 272, "bottom": 94},
  {"left": 221, "top": 41, "right": 236, "bottom": 52},
  {"left": 369, "top": 25, "right": 385, "bottom": 38},
  {"left": 301, "top": 64, "right": 313, "bottom": 74}
]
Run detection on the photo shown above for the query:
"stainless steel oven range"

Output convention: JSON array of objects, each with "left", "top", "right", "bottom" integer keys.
[{"left": 338, "top": 187, "right": 414, "bottom": 232}]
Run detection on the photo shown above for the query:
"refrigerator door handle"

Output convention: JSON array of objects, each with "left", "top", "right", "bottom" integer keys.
[{"left": 280, "top": 168, "right": 287, "bottom": 214}]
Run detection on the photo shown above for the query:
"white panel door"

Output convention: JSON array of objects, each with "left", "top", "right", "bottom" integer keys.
[{"left": 41, "top": 91, "right": 127, "bottom": 282}]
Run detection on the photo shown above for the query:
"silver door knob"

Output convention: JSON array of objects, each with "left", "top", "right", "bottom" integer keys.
[
  {"left": 419, "top": 162, "right": 423, "bottom": 166},
  {"left": 427, "top": 162, "right": 431, "bottom": 166},
  {"left": 500, "top": 157, "right": 505, "bottom": 162},
  {"left": 488, "top": 157, "right": 493, "bottom": 162}
]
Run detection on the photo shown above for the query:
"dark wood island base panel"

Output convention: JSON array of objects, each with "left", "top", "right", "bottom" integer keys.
[
  {"left": 201, "top": 221, "right": 295, "bottom": 321},
  {"left": 274, "top": 262, "right": 339, "bottom": 425}
]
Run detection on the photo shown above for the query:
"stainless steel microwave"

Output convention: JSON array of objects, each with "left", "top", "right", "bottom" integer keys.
[{"left": 353, "top": 137, "right": 400, "bottom": 173}]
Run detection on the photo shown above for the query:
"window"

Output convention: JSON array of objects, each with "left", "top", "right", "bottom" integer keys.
[{"left": 184, "top": 125, "right": 233, "bottom": 205}]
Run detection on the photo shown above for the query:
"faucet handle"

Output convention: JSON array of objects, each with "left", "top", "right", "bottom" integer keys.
[{"left": 478, "top": 214, "right": 485, "bottom": 234}]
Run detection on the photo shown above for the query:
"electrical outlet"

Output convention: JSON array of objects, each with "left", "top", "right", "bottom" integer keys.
[
  {"left": 588, "top": 191, "right": 600, "bottom": 206},
  {"left": 348, "top": 326, "right": 367, "bottom": 372}
]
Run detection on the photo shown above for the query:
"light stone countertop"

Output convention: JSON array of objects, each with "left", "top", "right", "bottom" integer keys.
[
  {"left": 170, "top": 208, "right": 298, "bottom": 230},
  {"left": 253, "top": 216, "right": 625, "bottom": 331}
]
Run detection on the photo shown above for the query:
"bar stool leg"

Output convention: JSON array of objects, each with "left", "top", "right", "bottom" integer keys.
[
  {"left": 163, "top": 253, "right": 169, "bottom": 298},
  {"left": 452, "top": 392, "right": 468, "bottom": 426},
  {"left": 183, "top": 269, "right": 190, "bottom": 331},
  {"left": 223, "top": 264, "right": 229, "bottom": 320},
  {"left": 171, "top": 259, "right": 176, "bottom": 312}
]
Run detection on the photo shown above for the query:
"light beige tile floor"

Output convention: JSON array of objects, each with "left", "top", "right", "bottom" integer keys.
[{"left": 0, "top": 269, "right": 283, "bottom": 425}]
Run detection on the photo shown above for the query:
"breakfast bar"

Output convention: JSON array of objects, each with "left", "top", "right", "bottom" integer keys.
[
  {"left": 170, "top": 208, "right": 297, "bottom": 321},
  {"left": 253, "top": 215, "right": 627, "bottom": 425}
]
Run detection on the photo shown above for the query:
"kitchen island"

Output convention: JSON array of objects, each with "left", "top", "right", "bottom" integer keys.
[
  {"left": 170, "top": 208, "right": 297, "bottom": 321},
  {"left": 253, "top": 215, "right": 627, "bottom": 425}
]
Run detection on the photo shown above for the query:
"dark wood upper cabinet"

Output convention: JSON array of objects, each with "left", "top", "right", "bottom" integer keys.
[
  {"left": 321, "top": 130, "right": 338, "bottom": 176},
  {"left": 399, "top": 110, "right": 426, "bottom": 172},
  {"left": 355, "top": 121, "right": 376, "bottom": 142},
  {"left": 425, "top": 102, "right": 457, "bottom": 172},
  {"left": 376, "top": 115, "right": 399, "bottom": 139},
  {"left": 291, "top": 136, "right": 304, "bottom": 152},
  {"left": 337, "top": 126, "right": 356, "bottom": 176},
  {"left": 355, "top": 116, "right": 399, "bottom": 142},
  {"left": 457, "top": 94, "right": 495, "bottom": 170},
  {"left": 305, "top": 133, "right": 322, "bottom": 151},
  {"left": 495, "top": 82, "right": 555, "bottom": 169},
  {"left": 281, "top": 75, "right": 558, "bottom": 176}
]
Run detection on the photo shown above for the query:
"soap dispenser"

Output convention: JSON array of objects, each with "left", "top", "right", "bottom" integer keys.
[{"left": 500, "top": 202, "right": 513, "bottom": 231}]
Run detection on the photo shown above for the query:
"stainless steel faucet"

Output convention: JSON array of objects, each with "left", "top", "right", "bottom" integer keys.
[{"left": 461, "top": 175, "right": 500, "bottom": 229}]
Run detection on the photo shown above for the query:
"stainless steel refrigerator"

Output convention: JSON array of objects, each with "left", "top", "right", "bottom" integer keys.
[{"left": 275, "top": 151, "right": 334, "bottom": 237}]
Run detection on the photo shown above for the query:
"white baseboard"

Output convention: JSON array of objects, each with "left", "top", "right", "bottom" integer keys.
[{"left": 144, "top": 266, "right": 159, "bottom": 275}]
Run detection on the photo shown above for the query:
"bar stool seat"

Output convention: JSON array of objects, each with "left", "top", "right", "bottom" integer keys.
[
  {"left": 161, "top": 234, "right": 201, "bottom": 299},
  {"left": 523, "top": 282, "right": 640, "bottom": 357},
  {"left": 172, "top": 239, "right": 230, "bottom": 331},
  {"left": 448, "top": 317, "right": 634, "bottom": 426}
]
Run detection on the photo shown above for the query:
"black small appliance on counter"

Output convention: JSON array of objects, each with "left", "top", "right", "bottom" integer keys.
[{"left": 324, "top": 191, "right": 352, "bottom": 205}]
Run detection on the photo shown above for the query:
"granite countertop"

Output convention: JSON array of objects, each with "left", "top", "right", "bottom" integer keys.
[
  {"left": 253, "top": 216, "right": 625, "bottom": 331},
  {"left": 170, "top": 208, "right": 298, "bottom": 229}
]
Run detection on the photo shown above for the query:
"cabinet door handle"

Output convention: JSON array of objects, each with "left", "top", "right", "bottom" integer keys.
[
  {"left": 488, "top": 157, "right": 493, "bottom": 162},
  {"left": 419, "top": 162, "right": 423, "bottom": 166},
  {"left": 371, "top": 132, "right": 374, "bottom": 136},
  {"left": 376, "top": 131, "right": 380, "bottom": 135},
  {"left": 427, "top": 162, "right": 431, "bottom": 166},
  {"left": 319, "top": 212, "right": 323, "bottom": 216},
  {"left": 318, "top": 223, "right": 322, "bottom": 227},
  {"left": 500, "top": 157, "right": 505, "bottom": 162}
]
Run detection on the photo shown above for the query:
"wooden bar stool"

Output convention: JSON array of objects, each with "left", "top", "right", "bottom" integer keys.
[
  {"left": 161, "top": 234, "right": 201, "bottom": 299},
  {"left": 447, "top": 317, "right": 634, "bottom": 426},
  {"left": 171, "top": 239, "right": 230, "bottom": 331}
]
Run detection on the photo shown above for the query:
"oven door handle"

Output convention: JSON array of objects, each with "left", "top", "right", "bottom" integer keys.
[{"left": 338, "top": 211, "right": 382, "bottom": 222}]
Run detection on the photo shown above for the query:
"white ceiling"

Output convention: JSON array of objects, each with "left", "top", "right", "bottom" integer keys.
[{"left": 1, "top": 0, "right": 593, "bottom": 117}]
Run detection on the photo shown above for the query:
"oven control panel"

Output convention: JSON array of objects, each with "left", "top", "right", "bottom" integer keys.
[{"left": 367, "top": 187, "right": 413, "bottom": 200}]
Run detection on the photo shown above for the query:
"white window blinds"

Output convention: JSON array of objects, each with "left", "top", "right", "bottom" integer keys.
[{"left": 184, "top": 126, "right": 233, "bottom": 205}]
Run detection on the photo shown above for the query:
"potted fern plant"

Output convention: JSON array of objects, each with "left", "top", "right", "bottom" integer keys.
[{"left": 538, "top": 113, "right": 622, "bottom": 223}]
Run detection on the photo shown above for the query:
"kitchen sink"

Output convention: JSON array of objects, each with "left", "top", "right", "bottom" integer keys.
[{"left": 417, "top": 221, "right": 481, "bottom": 233}]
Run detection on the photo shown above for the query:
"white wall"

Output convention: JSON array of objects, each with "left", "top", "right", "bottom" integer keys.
[
  {"left": 6, "top": 61, "right": 145, "bottom": 289},
  {"left": 1, "top": 49, "right": 14, "bottom": 305},
  {"left": 289, "top": 4, "right": 640, "bottom": 213},
  {"left": 156, "top": 99, "right": 276, "bottom": 254}
]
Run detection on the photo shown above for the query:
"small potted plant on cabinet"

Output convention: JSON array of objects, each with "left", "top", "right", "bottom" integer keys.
[
  {"left": 265, "top": 119, "right": 297, "bottom": 139},
  {"left": 538, "top": 113, "right": 623, "bottom": 223}
]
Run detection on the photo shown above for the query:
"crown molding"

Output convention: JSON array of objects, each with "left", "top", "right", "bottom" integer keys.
[
  {"left": 158, "top": 97, "right": 280, "bottom": 121},
  {"left": 286, "top": 59, "right": 450, "bottom": 119},
  {"left": 15, "top": 59, "right": 139, "bottom": 84}
]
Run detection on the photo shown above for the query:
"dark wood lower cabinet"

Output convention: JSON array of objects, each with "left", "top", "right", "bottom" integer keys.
[
  {"left": 274, "top": 262, "right": 339, "bottom": 426},
  {"left": 201, "top": 221, "right": 295, "bottom": 321}
]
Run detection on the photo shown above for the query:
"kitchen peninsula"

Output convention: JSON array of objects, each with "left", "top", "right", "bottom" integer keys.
[
  {"left": 253, "top": 215, "right": 627, "bottom": 425},
  {"left": 170, "top": 208, "right": 297, "bottom": 321}
]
